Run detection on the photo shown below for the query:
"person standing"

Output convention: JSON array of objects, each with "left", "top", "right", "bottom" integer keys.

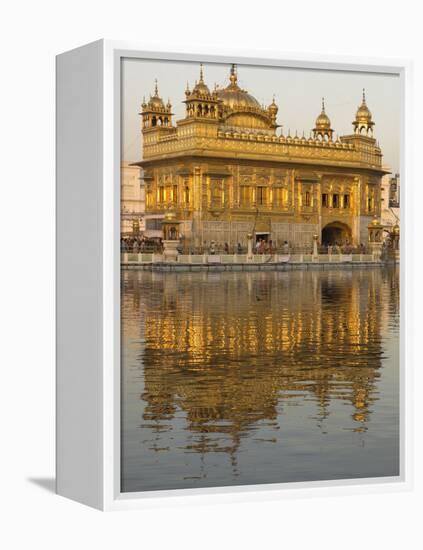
[{"left": 255, "top": 239, "right": 261, "bottom": 254}]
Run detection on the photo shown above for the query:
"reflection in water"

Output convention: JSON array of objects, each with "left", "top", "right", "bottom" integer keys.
[{"left": 121, "top": 268, "right": 399, "bottom": 492}]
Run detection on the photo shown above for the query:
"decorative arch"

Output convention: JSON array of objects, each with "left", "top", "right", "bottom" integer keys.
[{"left": 321, "top": 221, "right": 352, "bottom": 246}]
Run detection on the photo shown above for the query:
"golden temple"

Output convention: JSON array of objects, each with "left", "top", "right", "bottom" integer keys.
[{"left": 136, "top": 64, "right": 388, "bottom": 248}]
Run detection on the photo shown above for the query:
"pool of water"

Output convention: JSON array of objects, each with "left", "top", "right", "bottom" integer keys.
[{"left": 121, "top": 267, "right": 400, "bottom": 492}]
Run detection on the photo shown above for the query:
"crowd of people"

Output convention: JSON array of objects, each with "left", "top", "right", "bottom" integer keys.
[
  {"left": 121, "top": 235, "right": 370, "bottom": 255},
  {"left": 121, "top": 236, "right": 163, "bottom": 253}
]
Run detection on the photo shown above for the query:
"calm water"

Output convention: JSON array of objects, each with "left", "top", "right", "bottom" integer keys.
[{"left": 121, "top": 267, "right": 399, "bottom": 492}]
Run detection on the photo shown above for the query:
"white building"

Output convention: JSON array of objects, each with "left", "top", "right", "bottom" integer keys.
[
  {"left": 381, "top": 172, "right": 400, "bottom": 233},
  {"left": 121, "top": 161, "right": 145, "bottom": 236}
]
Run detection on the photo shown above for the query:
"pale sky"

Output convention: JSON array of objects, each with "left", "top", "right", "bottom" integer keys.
[{"left": 121, "top": 58, "right": 400, "bottom": 173}]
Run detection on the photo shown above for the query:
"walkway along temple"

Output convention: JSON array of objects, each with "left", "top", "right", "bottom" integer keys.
[
  {"left": 121, "top": 252, "right": 393, "bottom": 272},
  {"left": 134, "top": 64, "right": 389, "bottom": 249}
]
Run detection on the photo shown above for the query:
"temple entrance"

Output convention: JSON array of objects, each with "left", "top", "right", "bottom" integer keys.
[
  {"left": 321, "top": 222, "right": 352, "bottom": 246},
  {"left": 255, "top": 232, "right": 269, "bottom": 243}
]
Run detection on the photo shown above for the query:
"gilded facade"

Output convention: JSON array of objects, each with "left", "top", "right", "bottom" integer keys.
[{"left": 136, "top": 65, "right": 388, "bottom": 248}]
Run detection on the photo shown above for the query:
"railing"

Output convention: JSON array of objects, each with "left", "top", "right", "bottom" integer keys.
[{"left": 122, "top": 252, "right": 379, "bottom": 265}]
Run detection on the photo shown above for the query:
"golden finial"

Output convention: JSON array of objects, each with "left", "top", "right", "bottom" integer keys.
[
  {"left": 199, "top": 63, "right": 204, "bottom": 83},
  {"left": 154, "top": 79, "right": 159, "bottom": 96},
  {"left": 229, "top": 63, "right": 237, "bottom": 85},
  {"left": 362, "top": 88, "right": 366, "bottom": 104},
  {"left": 322, "top": 97, "right": 325, "bottom": 112}
]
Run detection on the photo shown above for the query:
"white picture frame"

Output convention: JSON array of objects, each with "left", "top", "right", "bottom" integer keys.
[{"left": 56, "top": 39, "right": 412, "bottom": 511}]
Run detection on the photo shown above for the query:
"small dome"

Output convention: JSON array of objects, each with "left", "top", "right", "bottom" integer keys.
[
  {"left": 315, "top": 98, "right": 331, "bottom": 129},
  {"left": 355, "top": 89, "right": 373, "bottom": 122},
  {"left": 147, "top": 80, "right": 165, "bottom": 110},
  {"left": 192, "top": 80, "right": 210, "bottom": 96},
  {"left": 191, "top": 64, "right": 211, "bottom": 96},
  {"left": 149, "top": 95, "right": 164, "bottom": 109},
  {"left": 315, "top": 111, "right": 331, "bottom": 129},
  {"left": 268, "top": 97, "right": 278, "bottom": 115}
]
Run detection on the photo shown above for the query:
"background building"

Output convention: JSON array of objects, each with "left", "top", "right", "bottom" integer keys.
[
  {"left": 381, "top": 172, "right": 400, "bottom": 231},
  {"left": 136, "top": 65, "right": 389, "bottom": 249},
  {"left": 121, "top": 161, "right": 145, "bottom": 236}
]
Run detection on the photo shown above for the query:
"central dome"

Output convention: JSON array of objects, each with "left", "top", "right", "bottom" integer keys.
[
  {"left": 216, "top": 65, "right": 261, "bottom": 111},
  {"left": 217, "top": 88, "right": 261, "bottom": 110},
  {"left": 217, "top": 85, "right": 261, "bottom": 111}
]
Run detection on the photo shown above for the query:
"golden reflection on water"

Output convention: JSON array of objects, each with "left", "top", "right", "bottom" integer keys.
[{"left": 121, "top": 267, "right": 399, "bottom": 492}]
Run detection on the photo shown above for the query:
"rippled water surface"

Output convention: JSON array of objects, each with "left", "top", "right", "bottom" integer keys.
[{"left": 121, "top": 267, "right": 399, "bottom": 492}]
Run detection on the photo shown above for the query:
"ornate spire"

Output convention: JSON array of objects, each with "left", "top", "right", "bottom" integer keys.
[
  {"left": 229, "top": 64, "right": 238, "bottom": 86},
  {"left": 313, "top": 97, "right": 333, "bottom": 141},
  {"left": 353, "top": 88, "right": 374, "bottom": 135},
  {"left": 268, "top": 95, "right": 278, "bottom": 121},
  {"left": 190, "top": 64, "right": 211, "bottom": 97},
  {"left": 141, "top": 79, "right": 172, "bottom": 129}
]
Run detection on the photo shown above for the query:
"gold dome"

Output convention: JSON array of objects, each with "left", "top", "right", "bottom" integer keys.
[
  {"left": 193, "top": 81, "right": 210, "bottom": 95},
  {"left": 216, "top": 64, "right": 261, "bottom": 111},
  {"left": 268, "top": 96, "right": 278, "bottom": 115},
  {"left": 315, "top": 98, "right": 331, "bottom": 129},
  {"left": 149, "top": 95, "right": 165, "bottom": 109},
  {"left": 392, "top": 223, "right": 400, "bottom": 235},
  {"left": 148, "top": 80, "right": 165, "bottom": 110},
  {"left": 191, "top": 64, "right": 211, "bottom": 96},
  {"left": 355, "top": 89, "right": 373, "bottom": 122}
]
